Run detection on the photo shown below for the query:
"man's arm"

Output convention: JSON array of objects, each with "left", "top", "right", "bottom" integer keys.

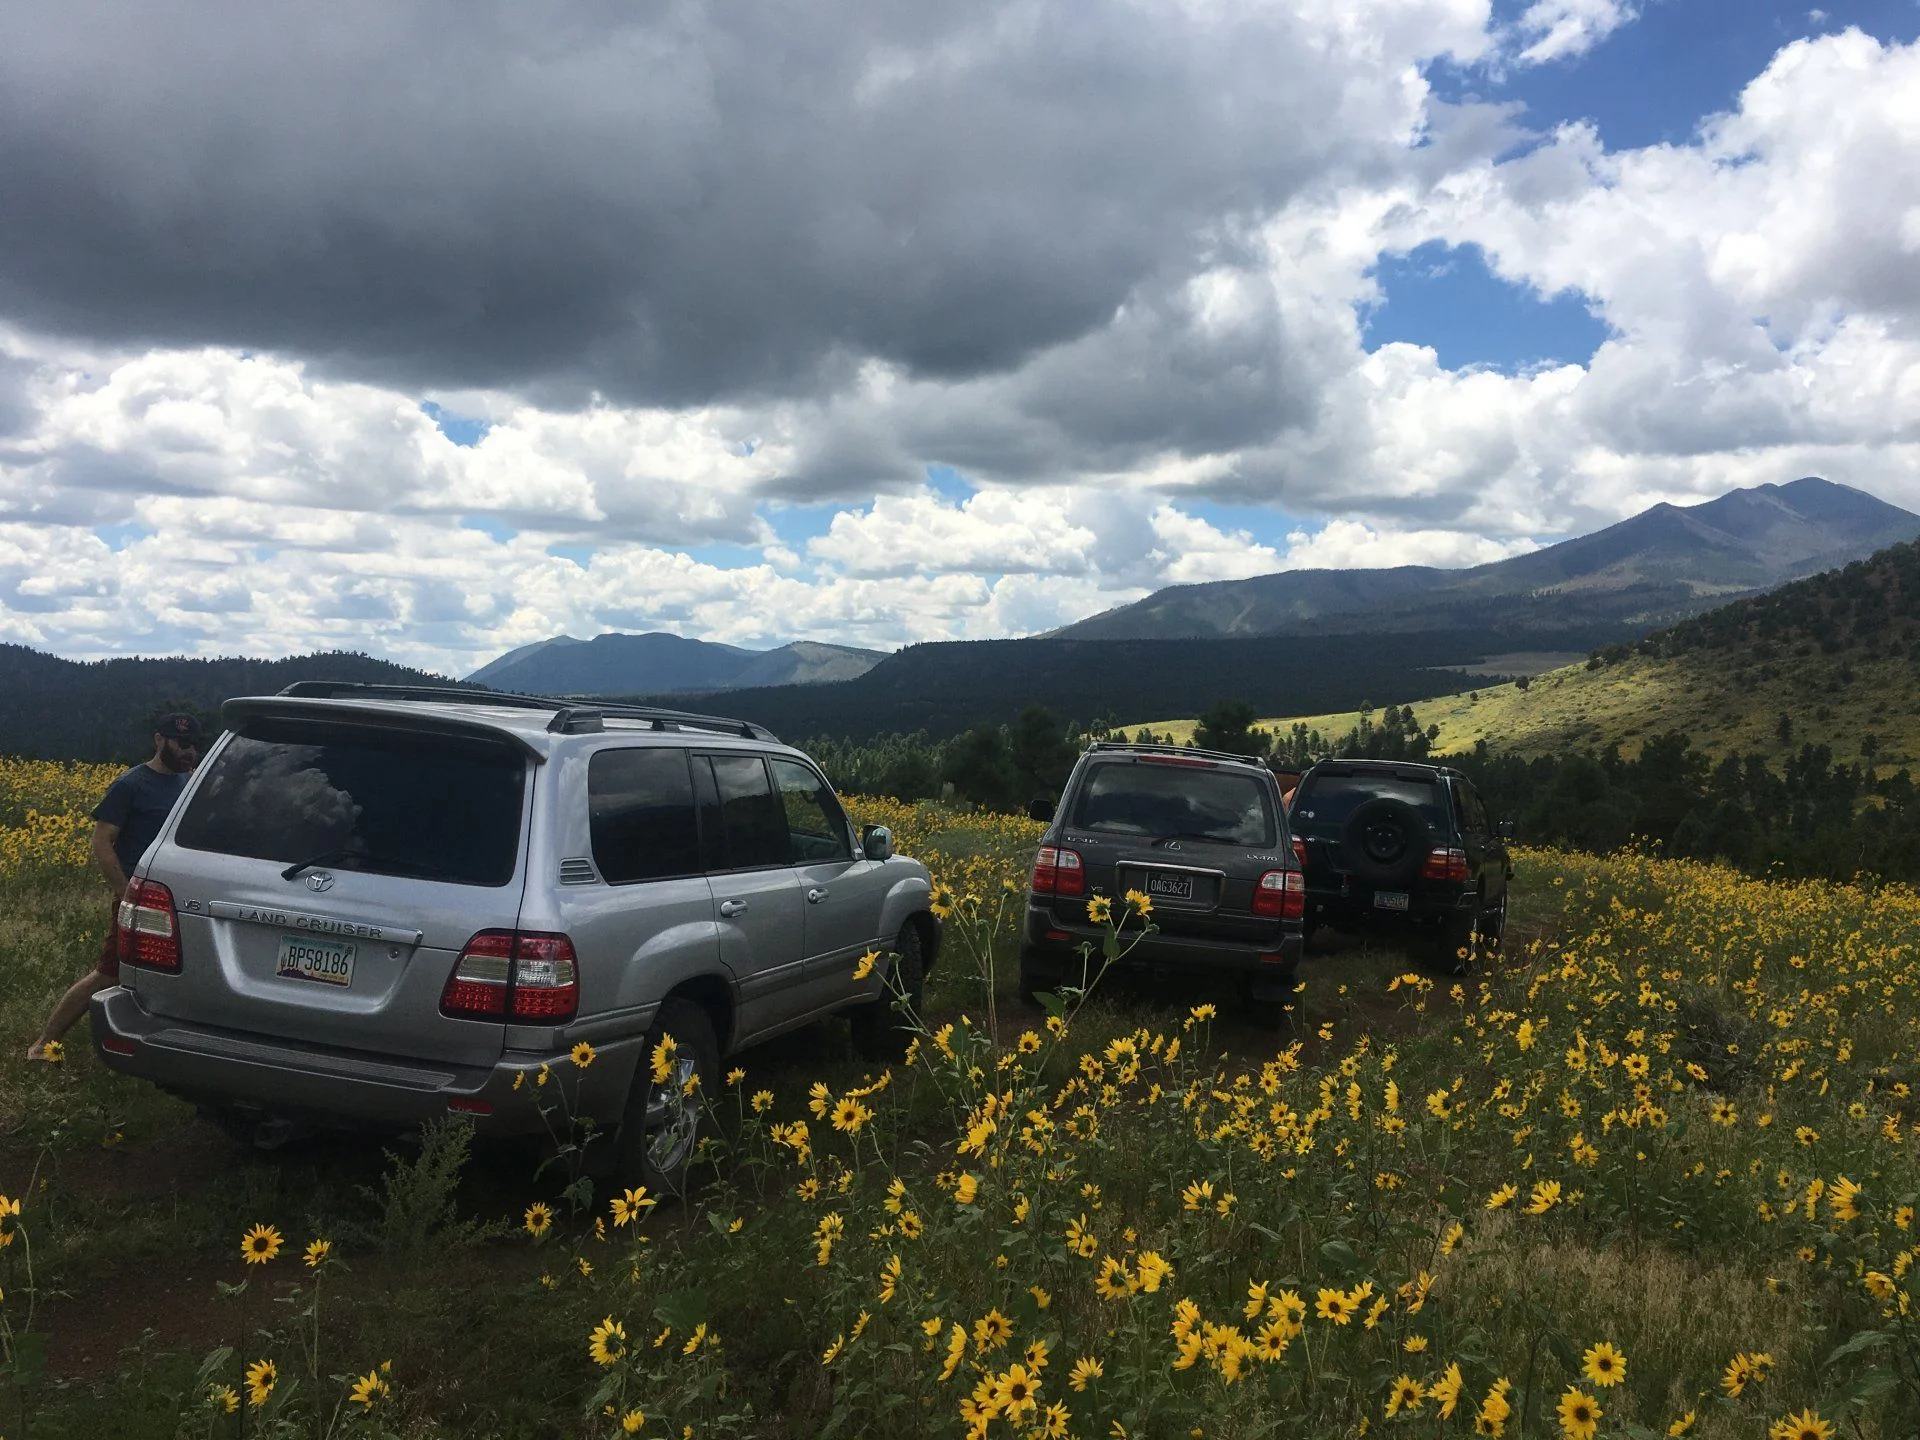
[{"left": 91, "top": 820, "right": 130, "bottom": 898}]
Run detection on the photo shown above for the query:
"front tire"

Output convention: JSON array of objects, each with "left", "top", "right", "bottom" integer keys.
[
  {"left": 850, "top": 924, "right": 926, "bottom": 1061},
  {"left": 613, "top": 996, "right": 719, "bottom": 1199}
]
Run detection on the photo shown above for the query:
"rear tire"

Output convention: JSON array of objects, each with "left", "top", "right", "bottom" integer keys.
[
  {"left": 850, "top": 924, "right": 926, "bottom": 1061},
  {"left": 613, "top": 997, "right": 719, "bottom": 1200},
  {"left": 1476, "top": 895, "right": 1507, "bottom": 955}
]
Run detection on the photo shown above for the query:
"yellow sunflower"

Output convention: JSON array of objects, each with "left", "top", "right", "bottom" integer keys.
[
  {"left": 1556, "top": 1387, "right": 1601, "bottom": 1440},
  {"left": 524, "top": 1201, "right": 554, "bottom": 1238},
  {"left": 303, "top": 1237, "right": 331, "bottom": 1268},
  {"left": 244, "top": 1358, "right": 277, "bottom": 1408},
  {"left": 1769, "top": 1409, "right": 1832, "bottom": 1440},
  {"left": 570, "top": 1040, "right": 597, "bottom": 1068},
  {"left": 1582, "top": 1341, "right": 1626, "bottom": 1388},
  {"left": 239, "top": 1223, "right": 283, "bottom": 1266},
  {"left": 348, "top": 1366, "right": 391, "bottom": 1406},
  {"left": 588, "top": 1316, "right": 628, "bottom": 1368}
]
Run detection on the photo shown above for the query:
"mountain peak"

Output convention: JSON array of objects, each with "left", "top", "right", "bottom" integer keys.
[{"left": 1049, "top": 479, "right": 1920, "bottom": 642}]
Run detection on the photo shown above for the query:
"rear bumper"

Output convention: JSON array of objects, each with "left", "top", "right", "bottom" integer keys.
[
  {"left": 1305, "top": 882, "right": 1479, "bottom": 930},
  {"left": 1023, "top": 907, "right": 1301, "bottom": 974},
  {"left": 89, "top": 986, "right": 649, "bottom": 1137}
]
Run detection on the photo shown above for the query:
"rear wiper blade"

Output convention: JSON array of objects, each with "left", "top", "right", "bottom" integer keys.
[{"left": 281, "top": 848, "right": 456, "bottom": 882}]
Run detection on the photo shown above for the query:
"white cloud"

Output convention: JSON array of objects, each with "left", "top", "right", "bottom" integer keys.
[
  {"left": 1511, "top": 0, "right": 1638, "bottom": 66},
  {"left": 1276, "top": 518, "right": 1537, "bottom": 570},
  {"left": 2, "top": 24, "right": 1920, "bottom": 673}
]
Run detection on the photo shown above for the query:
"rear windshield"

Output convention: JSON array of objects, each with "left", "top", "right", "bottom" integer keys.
[
  {"left": 174, "top": 720, "right": 526, "bottom": 887},
  {"left": 1291, "top": 774, "right": 1447, "bottom": 841},
  {"left": 1071, "top": 761, "right": 1276, "bottom": 847}
]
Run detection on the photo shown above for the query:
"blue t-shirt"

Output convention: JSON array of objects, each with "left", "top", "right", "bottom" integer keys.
[{"left": 92, "top": 765, "right": 189, "bottom": 874}]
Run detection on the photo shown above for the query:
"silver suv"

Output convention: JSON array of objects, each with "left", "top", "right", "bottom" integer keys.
[{"left": 90, "top": 683, "right": 938, "bottom": 1191}]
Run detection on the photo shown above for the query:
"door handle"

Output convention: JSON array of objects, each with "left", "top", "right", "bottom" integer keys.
[
  {"left": 719, "top": 899, "right": 748, "bottom": 918},
  {"left": 806, "top": 887, "right": 829, "bottom": 904}
]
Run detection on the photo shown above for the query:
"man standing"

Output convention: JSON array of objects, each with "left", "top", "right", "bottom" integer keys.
[{"left": 26, "top": 712, "right": 203, "bottom": 1060}]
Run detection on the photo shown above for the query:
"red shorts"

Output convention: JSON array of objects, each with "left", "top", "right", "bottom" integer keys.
[{"left": 93, "top": 900, "right": 121, "bottom": 980}]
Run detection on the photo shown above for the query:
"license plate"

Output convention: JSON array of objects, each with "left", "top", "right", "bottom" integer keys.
[
  {"left": 1373, "top": 891, "right": 1410, "bottom": 912},
  {"left": 277, "top": 934, "right": 357, "bottom": 987},
  {"left": 1146, "top": 872, "right": 1195, "bottom": 901}
]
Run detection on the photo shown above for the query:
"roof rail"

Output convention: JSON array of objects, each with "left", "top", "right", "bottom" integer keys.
[
  {"left": 1084, "top": 739, "right": 1270, "bottom": 768},
  {"left": 274, "top": 682, "right": 778, "bottom": 742}
]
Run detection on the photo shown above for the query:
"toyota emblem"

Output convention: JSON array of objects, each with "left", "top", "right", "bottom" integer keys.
[{"left": 305, "top": 871, "right": 335, "bottom": 893}]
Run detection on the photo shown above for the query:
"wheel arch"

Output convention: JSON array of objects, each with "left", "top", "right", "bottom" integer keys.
[{"left": 661, "top": 973, "right": 736, "bottom": 1054}]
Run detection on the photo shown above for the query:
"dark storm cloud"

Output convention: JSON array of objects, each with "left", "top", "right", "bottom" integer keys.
[{"left": 0, "top": 1, "right": 1438, "bottom": 414}]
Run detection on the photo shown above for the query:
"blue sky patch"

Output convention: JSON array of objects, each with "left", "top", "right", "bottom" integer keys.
[
  {"left": 1452, "top": 1, "right": 1920, "bottom": 151},
  {"left": 462, "top": 516, "right": 518, "bottom": 543},
  {"left": 421, "top": 400, "right": 491, "bottom": 447},
  {"left": 92, "top": 521, "right": 154, "bottom": 552},
  {"left": 1366, "top": 242, "right": 1610, "bottom": 371}
]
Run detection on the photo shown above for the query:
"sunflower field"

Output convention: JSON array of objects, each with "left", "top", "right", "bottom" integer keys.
[{"left": 0, "top": 765, "right": 1915, "bottom": 1440}]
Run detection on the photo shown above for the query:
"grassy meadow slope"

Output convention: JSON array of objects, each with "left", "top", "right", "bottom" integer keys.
[{"left": 1134, "top": 537, "right": 1920, "bottom": 772}]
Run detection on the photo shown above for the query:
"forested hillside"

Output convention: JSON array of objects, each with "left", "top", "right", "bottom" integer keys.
[{"left": 0, "top": 646, "right": 446, "bottom": 761}]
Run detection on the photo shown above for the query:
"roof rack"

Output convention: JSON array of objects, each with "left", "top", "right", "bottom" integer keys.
[
  {"left": 274, "top": 682, "right": 778, "bottom": 742},
  {"left": 1084, "top": 739, "right": 1271, "bottom": 768}
]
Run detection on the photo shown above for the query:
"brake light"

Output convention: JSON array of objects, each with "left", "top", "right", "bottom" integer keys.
[
  {"left": 1291, "top": 837, "right": 1306, "bottom": 868},
  {"left": 1252, "top": 869, "right": 1305, "bottom": 920},
  {"left": 441, "top": 930, "right": 579, "bottom": 1021},
  {"left": 118, "top": 879, "right": 181, "bottom": 972},
  {"left": 1422, "top": 847, "right": 1470, "bottom": 884},
  {"left": 1030, "top": 846, "right": 1086, "bottom": 898},
  {"left": 1140, "top": 756, "right": 1218, "bottom": 768}
]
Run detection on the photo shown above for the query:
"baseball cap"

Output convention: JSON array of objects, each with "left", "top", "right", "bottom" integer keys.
[{"left": 155, "top": 712, "right": 206, "bottom": 743}]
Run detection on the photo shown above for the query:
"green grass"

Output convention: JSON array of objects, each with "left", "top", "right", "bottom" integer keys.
[
  {"left": 1130, "top": 644, "right": 1920, "bottom": 771},
  {"left": 4, "top": 828, "right": 1917, "bottom": 1438}
]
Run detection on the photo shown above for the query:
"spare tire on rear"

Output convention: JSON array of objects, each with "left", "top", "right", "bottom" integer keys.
[{"left": 1340, "top": 797, "right": 1430, "bottom": 887}]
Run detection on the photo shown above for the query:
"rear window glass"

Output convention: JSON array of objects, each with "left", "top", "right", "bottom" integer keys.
[
  {"left": 590, "top": 748, "right": 699, "bottom": 884},
  {"left": 1292, "top": 774, "right": 1447, "bottom": 841},
  {"left": 1071, "top": 761, "right": 1276, "bottom": 847},
  {"left": 174, "top": 721, "right": 525, "bottom": 887}
]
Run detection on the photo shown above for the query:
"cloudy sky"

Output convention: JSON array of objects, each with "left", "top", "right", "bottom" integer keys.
[{"left": 2, "top": 0, "right": 1917, "bottom": 675}]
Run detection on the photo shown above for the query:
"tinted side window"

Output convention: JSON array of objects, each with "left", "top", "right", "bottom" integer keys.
[
  {"left": 174, "top": 720, "right": 524, "bottom": 887},
  {"left": 703, "top": 755, "right": 790, "bottom": 870},
  {"left": 770, "top": 758, "right": 852, "bottom": 862},
  {"left": 588, "top": 748, "right": 698, "bottom": 884},
  {"left": 1456, "top": 781, "right": 1490, "bottom": 833}
]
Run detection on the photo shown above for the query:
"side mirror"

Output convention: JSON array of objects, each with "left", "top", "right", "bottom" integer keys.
[
  {"left": 1027, "top": 797, "right": 1056, "bottom": 823},
  {"left": 860, "top": 824, "right": 894, "bottom": 862},
  {"left": 1497, "top": 819, "right": 1516, "bottom": 841}
]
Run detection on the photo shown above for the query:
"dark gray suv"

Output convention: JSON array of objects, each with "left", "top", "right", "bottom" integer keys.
[
  {"left": 91, "top": 684, "right": 938, "bottom": 1192},
  {"left": 1020, "top": 742, "right": 1304, "bottom": 1015},
  {"left": 1289, "top": 759, "right": 1510, "bottom": 966}
]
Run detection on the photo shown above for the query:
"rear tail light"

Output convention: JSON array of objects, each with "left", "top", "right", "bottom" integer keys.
[
  {"left": 118, "top": 879, "right": 182, "bottom": 972},
  {"left": 441, "top": 929, "right": 579, "bottom": 1021},
  {"left": 1252, "top": 869, "right": 1306, "bottom": 921},
  {"left": 1291, "top": 837, "right": 1306, "bottom": 869},
  {"left": 1030, "top": 846, "right": 1086, "bottom": 898},
  {"left": 1422, "top": 847, "right": 1470, "bottom": 884}
]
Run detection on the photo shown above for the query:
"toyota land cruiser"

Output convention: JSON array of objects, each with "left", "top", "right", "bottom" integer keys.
[{"left": 90, "top": 683, "right": 938, "bottom": 1194}]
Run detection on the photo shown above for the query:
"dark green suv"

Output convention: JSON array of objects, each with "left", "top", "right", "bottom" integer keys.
[{"left": 1289, "top": 760, "right": 1511, "bottom": 967}]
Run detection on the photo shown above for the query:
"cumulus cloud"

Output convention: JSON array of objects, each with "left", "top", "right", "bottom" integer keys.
[
  {"left": 0, "top": 0, "right": 1488, "bottom": 414},
  {"left": 2, "top": 13, "right": 1919, "bottom": 672}
]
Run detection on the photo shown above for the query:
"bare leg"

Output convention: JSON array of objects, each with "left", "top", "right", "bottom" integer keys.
[{"left": 27, "top": 969, "right": 115, "bottom": 1059}]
